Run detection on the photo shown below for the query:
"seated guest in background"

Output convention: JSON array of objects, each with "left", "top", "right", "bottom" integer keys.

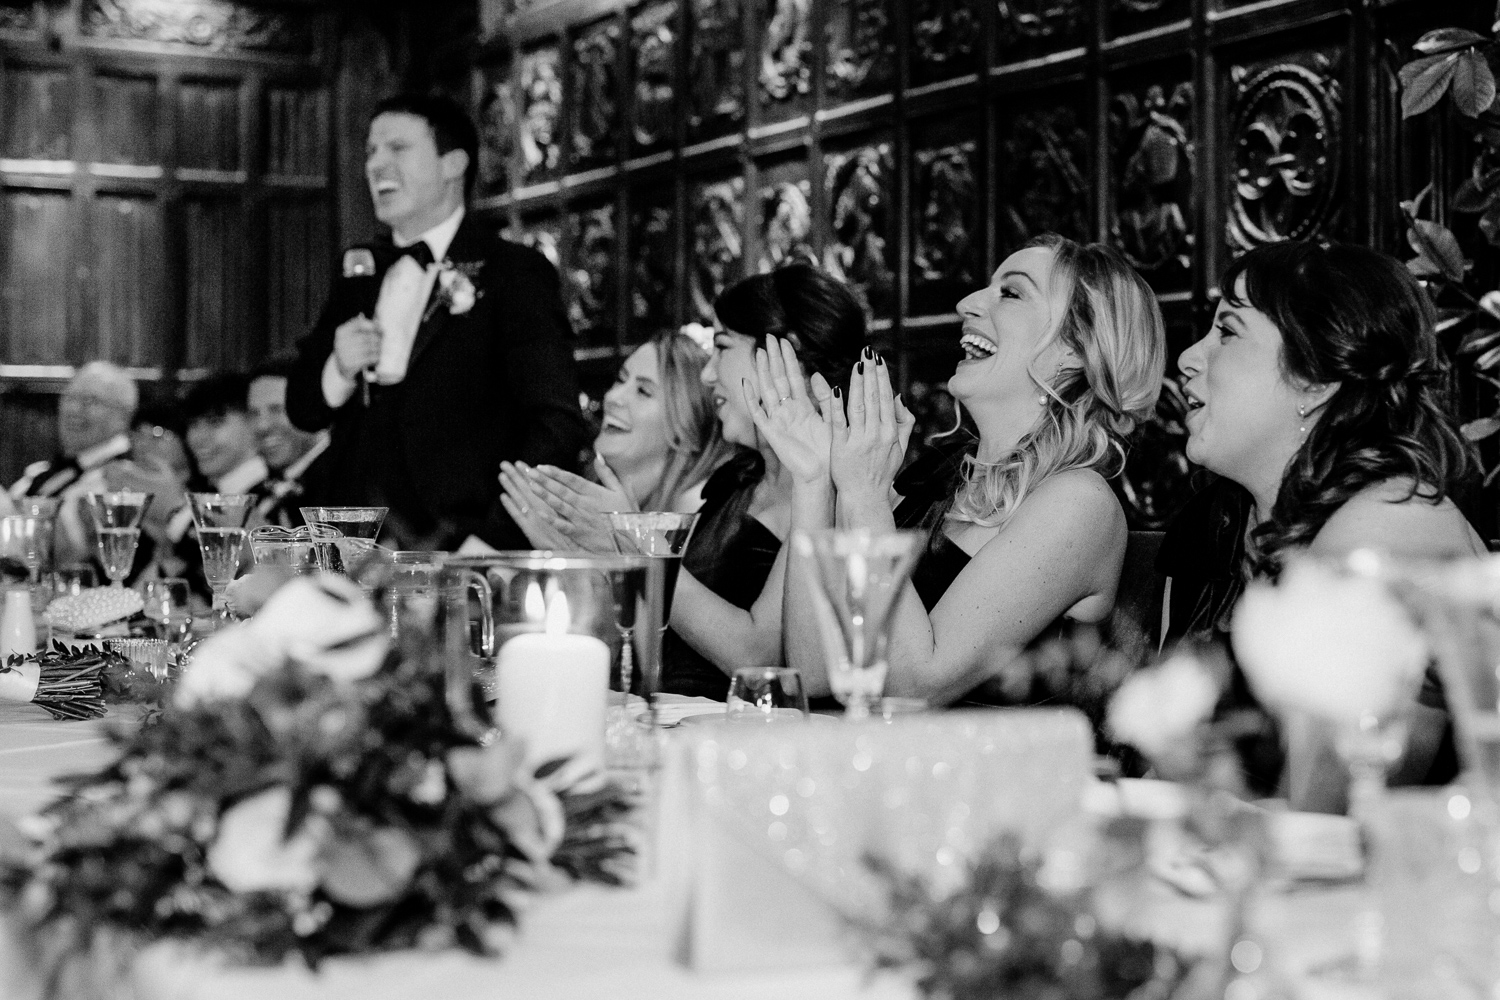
[
  {"left": 129, "top": 404, "right": 196, "bottom": 490},
  {"left": 182, "top": 374, "right": 267, "bottom": 496},
  {"left": 248, "top": 361, "right": 330, "bottom": 527},
  {"left": 499, "top": 327, "right": 733, "bottom": 540},
  {"left": 757, "top": 235, "right": 1166, "bottom": 706},
  {"left": 10, "top": 361, "right": 138, "bottom": 565},
  {"left": 286, "top": 92, "right": 588, "bottom": 550},
  {"left": 505, "top": 266, "right": 867, "bottom": 698},
  {"left": 1159, "top": 240, "right": 1480, "bottom": 810}
]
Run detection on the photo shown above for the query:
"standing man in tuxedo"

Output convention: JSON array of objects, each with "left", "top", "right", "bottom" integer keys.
[{"left": 286, "top": 93, "right": 588, "bottom": 549}]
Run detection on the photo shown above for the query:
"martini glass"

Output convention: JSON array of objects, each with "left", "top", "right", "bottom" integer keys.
[
  {"left": 791, "top": 528, "right": 924, "bottom": 719},
  {"left": 299, "top": 506, "right": 388, "bottom": 576},
  {"left": 608, "top": 512, "right": 698, "bottom": 697},
  {"left": 189, "top": 493, "right": 254, "bottom": 629},
  {"left": 84, "top": 492, "right": 153, "bottom": 587}
]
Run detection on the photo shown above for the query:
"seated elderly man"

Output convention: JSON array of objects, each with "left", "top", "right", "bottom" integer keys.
[{"left": 9, "top": 362, "right": 139, "bottom": 564}]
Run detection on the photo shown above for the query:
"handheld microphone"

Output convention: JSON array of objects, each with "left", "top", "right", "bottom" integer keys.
[{"left": 342, "top": 248, "right": 379, "bottom": 406}]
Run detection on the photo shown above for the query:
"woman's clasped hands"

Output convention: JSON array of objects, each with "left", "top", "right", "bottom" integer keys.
[
  {"left": 498, "top": 454, "right": 636, "bottom": 552},
  {"left": 741, "top": 335, "right": 914, "bottom": 502}
]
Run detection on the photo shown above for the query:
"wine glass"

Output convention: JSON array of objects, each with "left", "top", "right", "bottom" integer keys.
[
  {"left": 188, "top": 493, "right": 254, "bottom": 630},
  {"left": 727, "top": 666, "right": 809, "bottom": 722},
  {"left": 84, "top": 492, "right": 153, "bottom": 588},
  {"left": 791, "top": 528, "right": 924, "bottom": 720},
  {"left": 141, "top": 576, "right": 191, "bottom": 647}
]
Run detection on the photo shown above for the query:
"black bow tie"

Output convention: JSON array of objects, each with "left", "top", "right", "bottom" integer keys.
[{"left": 395, "top": 241, "right": 435, "bottom": 269}]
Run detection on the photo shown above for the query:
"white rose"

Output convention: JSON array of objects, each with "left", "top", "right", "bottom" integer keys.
[
  {"left": 176, "top": 575, "right": 390, "bottom": 707},
  {"left": 1107, "top": 653, "right": 1220, "bottom": 759},
  {"left": 448, "top": 279, "right": 477, "bottom": 315},
  {"left": 1232, "top": 556, "right": 1428, "bottom": 723},
  {"left": 207, "top": 786, "right": 327, "bottom": 894}
]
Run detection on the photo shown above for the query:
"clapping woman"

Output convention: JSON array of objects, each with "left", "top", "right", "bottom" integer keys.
[
  {"left": 751, "top": 235, "right": 1166, "bottom": 705},
  {"left": 507, "top": 265, "right": 868, "bottom": 697},
  {"left": 1159, "top": 239, "right": 1480, "bottom": 807},
  {"left": 500, "top": 328, "right": 732, "bottom": 543}
]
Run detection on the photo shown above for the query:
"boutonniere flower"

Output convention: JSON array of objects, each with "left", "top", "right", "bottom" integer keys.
[{"left": 426, "top": 260, "right": 484, "bottom": 321}]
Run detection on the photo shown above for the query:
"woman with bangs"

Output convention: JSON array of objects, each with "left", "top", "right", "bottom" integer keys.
[
  {"left": 1160, "top": 239, "right": 1481, "bottom": 808},
  {"left": 749, "top": 234, "right": 1167, "bottom": 705}
]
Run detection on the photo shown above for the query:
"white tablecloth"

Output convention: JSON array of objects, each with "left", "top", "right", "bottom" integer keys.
[{"left": 0, "top": 699, "right": 1373, "bottom": 1000}]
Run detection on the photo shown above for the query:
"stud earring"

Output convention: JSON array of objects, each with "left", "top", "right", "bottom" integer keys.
[{"left": 1037, "top": 392, "right": 1048, "bottom": 406}]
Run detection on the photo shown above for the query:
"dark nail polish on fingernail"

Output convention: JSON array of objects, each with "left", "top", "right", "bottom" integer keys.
[
  {"left": 876, "top": 354, "right": 886, "bottom": 367},
  {"left": 857, "top": 361, "right": 864, "bottom": 374},
  {"left": 834, "top": 386, "right": 842, "bottom": 398}
]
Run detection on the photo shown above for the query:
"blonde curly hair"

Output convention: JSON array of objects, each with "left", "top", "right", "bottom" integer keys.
[{"left": 947, "top": 234, "right": 1166, "bottom": 529}]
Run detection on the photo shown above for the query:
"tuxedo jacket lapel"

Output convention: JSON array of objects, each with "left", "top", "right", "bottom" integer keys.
[{"left": 408, "top": 218, "right": 485, "bottom": 370}]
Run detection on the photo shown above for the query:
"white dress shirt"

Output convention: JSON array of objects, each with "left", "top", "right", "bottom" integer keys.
[{"left": 322, "top": 207, "right": 466, "bottom": 408}]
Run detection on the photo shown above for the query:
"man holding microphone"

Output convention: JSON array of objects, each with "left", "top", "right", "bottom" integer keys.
[{"left": 286, "top": 93, "right": 588, "bottom": 549}]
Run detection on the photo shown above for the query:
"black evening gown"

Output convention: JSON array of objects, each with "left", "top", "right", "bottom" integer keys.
[{"left": 659, "top": 450, "right": 781, "bottom": 700}]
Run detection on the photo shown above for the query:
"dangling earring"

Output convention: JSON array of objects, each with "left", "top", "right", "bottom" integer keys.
[{"left": 1297, "top": 402, "right": 1308, "bottom": 436}]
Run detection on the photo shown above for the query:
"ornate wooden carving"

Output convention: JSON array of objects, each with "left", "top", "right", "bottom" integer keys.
[
  {"left": 994, "top": 0, "right": 1082, "bottom": 57},
  {"left": 633, "top": 2, "right": 678, "bottom": 151},
  {"left": 565, "top": 205, "right": 617, "bottom": 340},
  {"left": 912, "top": 140, "right": 980, "bottom": 306},
  {"left": 82, "top": 0, "right": 312, "bottom": 53},
  {"left": 913, "top": 0, "right": 978, "bottom": 75},
  {"left": 687, "top": 0, "right": 745, "bottom": 138},
  {"left": 996, "top": 103, "right": 1090, "bottom": 249},
  {"left": 478, "top": 70, "right": 523, "bottom": 197},
  {"left": 1228, "top": 57, "right": 1342, "bottom": 251},
  {"left": 630, "top": 189, "right": 676, "bottom": 336},
  {"left": 0, "top": 3, "right": 41, "bottom": 37},
  {"left": 826, "top": 0, "right": 894, "bottom": 97},
  {"left": 757, "top": 178, "right": 816, "bottom": 273},
  {"left": 518, "top": 46, "right": 563, "bottom": 181},
  {"left": 759, "top": 0, "right": 812, "bottom": 102},
  {"left": 570, "top": 22, "right": 620, "bottom": 169},
  {"left": 824, "top": 142, "right": 895, "bottom": 316},
  {"left": 1110, "top": 81, "right": 1193, "bottom": 280},
  {"left": 689, "top": 177, "right": 745, "bottom": 321}
]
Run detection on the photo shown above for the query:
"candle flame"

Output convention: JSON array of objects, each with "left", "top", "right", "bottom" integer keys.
[
  {"left": 545, "top": 590, "right": 571, "bottom": 635},
  {"left": 523, "top": 581, "right": 546, "bottom": 622}
]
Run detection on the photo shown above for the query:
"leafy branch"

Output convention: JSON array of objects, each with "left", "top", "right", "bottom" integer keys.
[{"left": 1398, "top": 13, "right": 1500, "bottom": 472}]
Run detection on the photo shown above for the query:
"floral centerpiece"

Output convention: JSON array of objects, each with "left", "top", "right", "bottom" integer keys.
[{"left": 0, "top": 574, "right": 634, "bottom": 996}]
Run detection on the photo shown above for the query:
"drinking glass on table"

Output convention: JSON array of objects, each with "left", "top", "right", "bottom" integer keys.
[
  {"left": 299, "top": 506, "right": 388, "bottom": 577},
  {"left": 188, "top": 493, "right": 254, "bottom": 631},
  {"left": 141, "top": 576, "right": 191, "bottom": 645},
  {"left": 727, "top": 667, "right": 810, "bottom": 722},
  {"left": 83, "top": 492, "right": 153, "bottom": 587},
  {"left": 607, "top": 512, "right": 698, "bottom": 695}
]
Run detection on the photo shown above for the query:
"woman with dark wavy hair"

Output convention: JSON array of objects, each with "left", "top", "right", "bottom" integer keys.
[{"left": 1159, "top": 238, "right": 1481, "bottom": 808}]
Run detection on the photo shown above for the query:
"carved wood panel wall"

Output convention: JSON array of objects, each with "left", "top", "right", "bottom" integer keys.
[
  {"left": 0, "top": 1, "right": 337, "bottom": 484},
  {"left": 477, "top": 0, "right": 1459, "bottom": 526}
]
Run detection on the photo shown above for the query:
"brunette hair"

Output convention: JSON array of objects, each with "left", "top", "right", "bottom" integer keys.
[
  {"left": 635, "top": 330, "right": 734, "bottom": 509},
  {"left": 947, "top": 234, "right": 1167, "bottom": 529},
  {"left": 1225, "top": 240, "right": 1477, "bottom": 574},
  {"left": 712, "top": 263, "right": 867, "bottom": 391},
  {"left": 371, "top": 92, "right": 480, "bottom": 195}
]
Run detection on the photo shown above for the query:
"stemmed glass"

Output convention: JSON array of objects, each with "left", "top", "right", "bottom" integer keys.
[
  {"left": 141, "top": 576, "right": 192, "bottom": 647},
  {"left": 607, "top": 512, "right": 698, "bottom": 695},
  {"left": 299, "top": 506, "right": 388, "bottom": 577},
  {"left": 791, "top": 528, "right": 924, "bottom": 720},
  {"left": 83, "top": 492, "right": 153, "bottom": 588},
  {"left": 189, "top": 493, "right": 254, "bottom": 630}
]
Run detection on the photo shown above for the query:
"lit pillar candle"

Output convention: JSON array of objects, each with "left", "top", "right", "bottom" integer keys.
[{"left": 495, "top": 588, "right": 611, "bottom": 770}]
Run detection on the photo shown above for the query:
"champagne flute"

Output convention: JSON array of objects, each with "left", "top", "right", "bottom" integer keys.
[
  {"left": 188, "top": 493, "right": 254, "bottom": 630},
  {"left": 607, "top": 512, "right": 698, "bottom": 698},
  {"left": 84, "top": 492, "right": 153, "bottom": 588}
]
